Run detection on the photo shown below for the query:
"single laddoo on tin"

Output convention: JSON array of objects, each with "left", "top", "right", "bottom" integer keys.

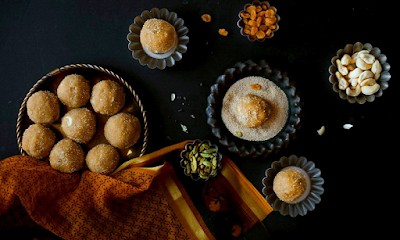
[
  {"left": 273, "top": 167, "right": 310, "bottom": 204},
  {"left": 21, "top": 124, "right": 56, "bottom": 159},
  {"left": 104, "top": 112, "right": 141, "bottom": 149},
  {"left": 221, "top": 76, "right": 288, "bottom": 141},
  {"left": 49, "top": 138, "right": 85, "bottom": 173},
  {"left": 90, "top": 80, "right": 126, "bottom": 116},
  {"left": 140, "top": 18, "right": 177, "bottom": 54},
  {"left": 86, "top": 144, "right": 120, "bottom": 175},
  {"left": 61, "top": 108, "right": 97, "bottom": 144},
  {"left": 27, "top": 91, "right": 60, "bottom": 124},
  {"left": 57, "top": 74, "right": 91, "bottom": 108}
]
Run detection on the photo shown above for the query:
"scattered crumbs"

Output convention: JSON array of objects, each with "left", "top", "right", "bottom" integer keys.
[
  {"left": 178, "top": 109, "right": 184, "bottom": 112},
  {"left": 182, "top": 102, "right": 185, "bottom": 106},
  {"left": 171, "top": 93, "right": 176, "bottom": 101},
  {"left": 180, "top": 124, "right": 188, "bottom": 133},
  {"left": 317, "top": 126, "right": 325, "bottom": 136},
  {"left": 199, "top": 83, "right": 203, "bottom": 87},
  {"left": 190, "top": 114, "right": 195, "bottom": 119},
  {"left": 343, "top": 124, "right": 353, "bottom": 130}
]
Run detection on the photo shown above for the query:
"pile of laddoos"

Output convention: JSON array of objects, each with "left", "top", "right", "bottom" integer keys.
[{"left": 22, "top": 74, "right": 141, "bottom": 175}]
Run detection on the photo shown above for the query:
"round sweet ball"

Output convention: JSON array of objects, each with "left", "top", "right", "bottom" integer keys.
[
  {"left": 49, "top": 138, "right": 85, "bottom": 173},
  {"left": 140, "top": 18, "right": 177, "bottom": 54},
  {"left": 27, "top": 91, "right": 60, "bottom": 124},
  {"left": 86, "top": 144, "right": 120, "bottom": 175},
  {"left": 104, "top": 113, "right": 141, "bottom": 149},
  {"left": 90, "top": 80, "right": 125, "bottom": 116},
  {"left": 22, "top": 124, "right": 56, "bottom": 159},
  {"left": 61, "top": 108, "right": 96, "bottom": 144},
  {"left": 273, "top": 168, "right": 308, "bottom": 203},
  {"left": 234, "top": 94, "right": 271, "bottom": 128},
  {"left": 57, "top": 74, "right": 91, "bottom": 108}
]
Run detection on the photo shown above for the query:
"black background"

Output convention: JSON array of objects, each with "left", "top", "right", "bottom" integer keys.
[{"left": 0, "top": 0, "right": 397, "bottom": 239}]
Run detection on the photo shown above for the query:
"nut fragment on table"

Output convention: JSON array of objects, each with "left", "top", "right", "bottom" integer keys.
[
  {"left": 182, "top": 142, "right": 221, "bottom": 180},
  {"left": 335, "top": 49, "right": 382, "bottom": 96}
]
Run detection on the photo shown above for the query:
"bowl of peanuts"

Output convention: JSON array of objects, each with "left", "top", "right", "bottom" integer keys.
[
  {"left": 237, "top": 1, "right": 280, "bottom": 42},
  {"left": 328, "top": 42, "right": 391, "bottom": 104}
]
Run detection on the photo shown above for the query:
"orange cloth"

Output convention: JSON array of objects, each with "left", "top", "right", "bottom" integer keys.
[{"left": 0, "top": 141, "right": 272, "bottom": 239}]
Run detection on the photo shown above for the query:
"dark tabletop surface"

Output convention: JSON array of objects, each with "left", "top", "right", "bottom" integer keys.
[{"left": 0, "top": 0, "right": 398, "bottom": 239}]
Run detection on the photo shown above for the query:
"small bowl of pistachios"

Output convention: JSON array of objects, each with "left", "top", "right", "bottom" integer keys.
[{"left": 180, "top": 139, "right": 222, "bottom": 181}]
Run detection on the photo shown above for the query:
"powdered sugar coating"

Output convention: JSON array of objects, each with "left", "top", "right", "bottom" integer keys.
[
  {"left": 22, "top": 124, "right": 56, "bottom": 159},
  {"left": 104, "top": 113, "right": 141, "bottom": 149},
  {"left": 49, "top": 138, "right": 85, "bottom": 173},
  {"left": 57, "top": 74, "right": 91, "bottom": 108},
  {"left": 90, "top": 80, "right": 125, "bottom": 116},
  {"left": 85, "top": 144, "right": 120, "bottom": 175},
  {"left": 221, "top": 76, "right": 288, "bottom": 141},
  {"left": 61, "top": 108, "right": 96, "bottom": 144},
  {"left": 27, "top": 91, "right": 60, "bottom": 124}
]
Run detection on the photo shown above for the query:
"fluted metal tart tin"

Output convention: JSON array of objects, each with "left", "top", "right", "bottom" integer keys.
[
  {"left": 206, "top": 59, "right": 302, "bottom": 158},
  {"left": 127, "top": 8, "right": 189, "bottom": 70},
  {"left": 16, "top": 63, "right": 149, "bottom": 161},
  {"left": 262, "top": 155, "right": 324, "bottom": 217},
  {"left": 328, "top": 42, "right": 391, "bottom": 104},
  {"left": 237, "top": 1, "right": 280, "bottom": 42}
]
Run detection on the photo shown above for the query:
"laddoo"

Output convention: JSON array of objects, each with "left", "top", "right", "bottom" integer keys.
[
  {"left": 140, "top": 18, "right": 177, "bottom": 54},
  {"left": 86, "top": 144, "right": 120, "bottom": 175},
  {"left": 61, "top": 108, "right": 96, "bottom": 144},
  {"left": 235, "top": 94, "right": 271, "bottom": 128},
  {"left": 21, "top": 124, "right": 56, "bottom": 159},
  {"left": 90, "top": 80, "right": 125, "bottom": 116},
  {"left": 104, "top": 113, "right": 141, "bottom": 149},
  {"left": 273, "top": 167, "right": 309, "bottom": 203},
  {"left": 49, "top": 138, "right": 85, "bottom": 173},
  {"left": 27, "top": 91, "right": 60, "bottom": 124},
  {"left": 57, "top": 74, "right": 91, "bottom": 108}
]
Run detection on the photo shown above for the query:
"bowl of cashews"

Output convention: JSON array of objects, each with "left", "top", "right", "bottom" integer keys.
[{"left": 328, "top": 42, "right": 391, "bottom": 104}]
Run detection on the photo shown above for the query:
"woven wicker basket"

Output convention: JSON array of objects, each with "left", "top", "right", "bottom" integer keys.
[{"left": 16, "top": 63, "right": 149, "bottom": 161}]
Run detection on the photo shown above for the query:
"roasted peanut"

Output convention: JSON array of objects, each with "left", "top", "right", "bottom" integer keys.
[
  {"left": 218, "top": 28, "right": 228, "bottom": 36},
  {"left": 201, "top": 14, "right": 212, "bottom": 22}
]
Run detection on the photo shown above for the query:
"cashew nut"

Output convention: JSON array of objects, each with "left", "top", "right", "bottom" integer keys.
[
  {"left": 359, "top": 53, "right": 375, "bottom": 65},
  {"left": 351, "top": 50, "right": 369, "bottom": 64},
  {"left": 348, "top": 68, "right": 362, "bottom": 79},
  {"left": 338, "top": 77, "right": 349, "bottom": 90},
  {"left": 346, "top": 85, "right": 361, "bottom": 97},
  {"left": 361, "top": 83, "right": 380, "bottom": 95},
  {"left": 341, "top": 54, "right": 351, "bottom": 66},
  {"left": 360, "top": 78, "right": 376, "bottom": 87},
  {"left": 357, "top": 70, "right": 374, "bottom": 84},
  {"left": 350, "top": 78, "right": 358, "bottom": 87},
  {"left": 356, "top": 58, "right": 372, "bottom": 70},
  {"left": 371, "top": 59, "right": 382, "bottom": 80},
  {"left": 336, "top": 59, "right": 348, "bottom": 76}
]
